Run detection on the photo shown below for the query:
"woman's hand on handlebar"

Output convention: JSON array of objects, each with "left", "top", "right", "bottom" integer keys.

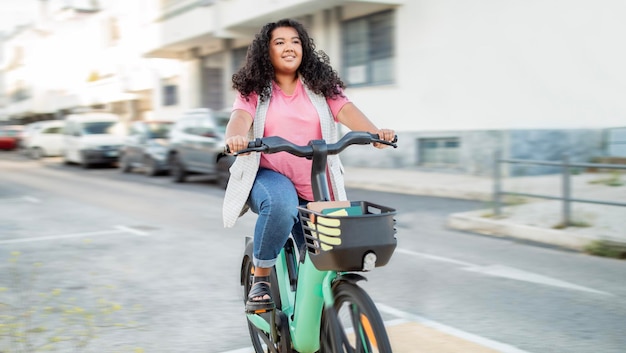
[
  {"left": 225, "top": 135, "right": 250, "bottom": 155},
  {"left": 373, "top": 129, "right": 396, "bottom": 149}
]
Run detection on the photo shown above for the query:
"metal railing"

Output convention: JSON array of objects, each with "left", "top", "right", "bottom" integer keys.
[{"left": 493, "top": 152, "right": 626, "bottom": 227}]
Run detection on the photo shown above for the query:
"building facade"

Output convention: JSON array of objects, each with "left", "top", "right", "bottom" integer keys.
[{"left": 2, "top": 0, "right": 625, "bottom": 175}]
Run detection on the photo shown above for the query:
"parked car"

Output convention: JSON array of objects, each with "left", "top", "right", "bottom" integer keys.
[
  {"left": 119, "top": 120, "right": 174, "bottom": 176},
  {"left": 62, "top": 112, "right": 125, "bottom": 168},
  {"left": 0, "top": 125, "right": 24, "bottom": 150},
  {"left": 167, "top": 108, "right": 234, "bottom": 187},
  {"left": 19, "top": 121, "right": 46, "bottom": 153},
  {"left": 22, "top": 120, "right": 64, "bottom": 159}
]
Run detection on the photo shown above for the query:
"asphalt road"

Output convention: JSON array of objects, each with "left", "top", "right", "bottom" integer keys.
[{"left": 1, "top": 152, "right": 625, "bottom": 353}]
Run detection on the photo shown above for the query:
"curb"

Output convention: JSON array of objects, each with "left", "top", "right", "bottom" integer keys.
[{"left": 446, "top": 210, "right": 600, "bottom": 251}]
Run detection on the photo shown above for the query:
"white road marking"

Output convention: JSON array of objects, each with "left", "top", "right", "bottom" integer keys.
[
  {"left": 397, "top": 248, "right": 612, "bottom": 296},
  {"left": 22, "top": 196, "right": 41, "bottom": 203},
  {"left": 376, "top": 303, "right": 534, "bottom": 353},
  {"left": 0, "top": 195, "right": 41, "bottom": 203},
  {"left": 115, "top": 225, "right": 149, "bottom": 236},
  {"left": 0, "top": 226, "right": 149, "bottom": 244},
  {"left": 218, "top": 348, "right": 254, "bottom": 353},
  {"left": 396, "top": 248, "right": 475, "bottom": 267},
  {"left": 463, "top": 264, "right": 612, "bottom": 296}
]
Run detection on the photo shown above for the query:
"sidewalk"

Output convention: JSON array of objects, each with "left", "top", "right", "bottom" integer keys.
[{"left": 344, "top": 167, "right": 626, "bottom": 252}]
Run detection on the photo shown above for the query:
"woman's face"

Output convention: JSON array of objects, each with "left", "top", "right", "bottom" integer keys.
[{"left": 269, "top": 26, "right": 302, "bottom": 75}]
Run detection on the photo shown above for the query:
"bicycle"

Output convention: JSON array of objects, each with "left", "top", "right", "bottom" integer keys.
[{"left": 234, "top": 131, "right": 398, "bottom": 353}]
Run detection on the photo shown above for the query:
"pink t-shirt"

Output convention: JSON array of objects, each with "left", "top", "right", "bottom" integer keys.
[{"left": 232, "top": 80, "right": 350, "bottom": 201}]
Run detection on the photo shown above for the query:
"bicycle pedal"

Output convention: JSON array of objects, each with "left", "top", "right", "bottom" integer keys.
[
  {"left": 245, "top": 302, "right": 276, "bottom": 314},
  {"left": 246, "top": 306, "right": 275, "bottom": 314}
]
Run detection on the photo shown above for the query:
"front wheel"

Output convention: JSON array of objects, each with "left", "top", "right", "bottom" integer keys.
[
  {"left": 29, "top": 147, "right": 44, "bottom": 159},
  {"left": 320, "top": 282, "right": 392, "bottom": 353},
  {"left": 79, "top": 151, "right": 91, "bottom": 169}
]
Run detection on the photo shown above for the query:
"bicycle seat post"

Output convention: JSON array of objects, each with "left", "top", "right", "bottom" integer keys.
[{"left": 309, "top": 140, "right": 331, "bottom": 202}]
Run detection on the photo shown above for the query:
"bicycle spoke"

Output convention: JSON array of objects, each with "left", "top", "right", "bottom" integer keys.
[
  {"left": 349, "top": 304, "right": 365, "bottom": 352},
  {"left": 359, "top": 313, "right": 377, "bottom": 352}
]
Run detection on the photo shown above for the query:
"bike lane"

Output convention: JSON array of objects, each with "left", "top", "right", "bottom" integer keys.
[
  {"left": 385, "top": 321, "right": 528, "bottom": 353},
  {"left": 220, "top": 318, "right": 532, "bottom": 353},
  {"left": 378, "top": 304, "right": 532, "bottom": 353}
]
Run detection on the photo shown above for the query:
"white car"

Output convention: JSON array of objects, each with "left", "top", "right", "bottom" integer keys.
[
  {"left": 62, "top": 112, "right": 126, "bottom": 168},
  {"left": 23, "top": 120, "right": 65, "bottom": 159}
]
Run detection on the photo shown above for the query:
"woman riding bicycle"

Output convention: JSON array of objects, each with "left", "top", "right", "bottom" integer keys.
[{"left": 222, "top": 18, "right": 395, "bottom": 313}]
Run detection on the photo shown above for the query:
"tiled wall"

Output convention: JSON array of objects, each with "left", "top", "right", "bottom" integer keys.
[{"left": 339, "top": 128, "right": 607, "bottom": 177}]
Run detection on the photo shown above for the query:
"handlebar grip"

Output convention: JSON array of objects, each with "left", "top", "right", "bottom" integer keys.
[
  {"left": 224, "top": 138, "right": 267, "bottom": 155},
  {"left": 371, "top": 133, "right": 398, "bottom": 148}
]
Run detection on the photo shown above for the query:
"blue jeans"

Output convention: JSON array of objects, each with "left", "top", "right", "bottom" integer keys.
[{"left": 248, "top": 168, "right": 307, "bottom": 268}]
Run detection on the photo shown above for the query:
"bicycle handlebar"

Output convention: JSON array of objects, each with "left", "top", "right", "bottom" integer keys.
[{"left": 225, "top": 131, "right": 398, "bottom": 157}]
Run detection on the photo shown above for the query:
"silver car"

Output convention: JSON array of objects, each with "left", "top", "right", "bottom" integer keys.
[
  {"left": 119, "top": 120, "right": 174, "bottom": 176},
  {"left": 167, "top": 108, "right": 234, "bottom": 188}
]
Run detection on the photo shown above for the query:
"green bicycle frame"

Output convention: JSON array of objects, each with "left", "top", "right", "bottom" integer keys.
[{"left": 247, "top": 244, "right": 337, "bottom": 353}]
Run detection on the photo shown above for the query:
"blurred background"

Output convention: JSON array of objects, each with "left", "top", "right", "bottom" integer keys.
[{"left": 1, "top": 0, "right": 625, "bottom": 174}]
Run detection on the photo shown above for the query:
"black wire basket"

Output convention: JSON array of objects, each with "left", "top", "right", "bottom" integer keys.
[{"left": 298, "top": 201, "right": 397, "bottom": 272}]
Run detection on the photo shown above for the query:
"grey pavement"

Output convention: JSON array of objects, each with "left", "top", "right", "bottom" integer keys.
[{"left": 344, "top": 167, "right": 626, "bottom": 252}]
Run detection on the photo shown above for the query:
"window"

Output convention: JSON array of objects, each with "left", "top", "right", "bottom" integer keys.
[
  {"left": 42, "top": 127, "right": 62, "bottom": 134},
  {"left": 232, "top": 46, "right": 248, "bottom": 72},
  {"left": 145, "top": 122, "right": 172, "bottom": 139},
  {"left": 81, "top": 121, "right": 117, "bottom": 135},
  {"left": 342, "top": 11, "right": 394, "bottom": 86},
  {"left": 179, "top": 118, "right": 196, "bottom": 135},
  {"left": 419, "top": 137, "right": 460, "bottom": 166},
  {"left": 104, "top": 17, "right": 121, "bottom": 47},
  {"left": 196, "top": 117, "right": 217, "bottom": 138},
  {"left": 162, "top": 78, "right": 178, "bottom": 106}
]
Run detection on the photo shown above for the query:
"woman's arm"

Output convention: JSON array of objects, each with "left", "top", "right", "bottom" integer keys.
[
  {"left": 225, "top": 109, "right": 253, "bottom": 153},
  {"left": 336, "top": 102, "right": 395, "bottom": 148}
]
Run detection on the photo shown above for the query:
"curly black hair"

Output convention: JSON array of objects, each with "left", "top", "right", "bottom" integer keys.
[{"left": 232, "top": 18, "right": 346, "bottom": 102}]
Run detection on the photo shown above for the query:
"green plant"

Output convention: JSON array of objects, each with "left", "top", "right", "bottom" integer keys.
[
  {"left": 570, "top": 167, "right": 582, "bottom": 175},
  {"left": 588, "top": 171, "right": 624, "bottom": 187},
  {"left": 584, "top": 240, "right": 626, "bottom": 259},
  {"left": 0, "top": 251, "right": 144, "bottom": 352},
  {"left": 553, "top": 220, "right": 592, "bottom": 229}
]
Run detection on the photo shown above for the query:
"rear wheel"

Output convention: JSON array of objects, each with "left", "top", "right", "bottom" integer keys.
[
  {"left": 144, "top": 156, "right": 159, "bottom": 176},
  {"left": 320, "top": 282, "right": 392, "bottom": 353},
  {"left": 119, "top": 153, "right": 132, "bottom": 173},
  {"left": 170, "top": 154, "right": 187, "bottom": 183},
  {"left": 62, "top": 151, "right": 71, "bottom": 165}
]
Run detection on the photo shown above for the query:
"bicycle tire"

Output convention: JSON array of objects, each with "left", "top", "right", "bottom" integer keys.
[
  {"left": 242, "top": 241, "right": 291, "bottom": 353},
  {"left": 320, "top": 281, "right": 393, "bottom": 353}
]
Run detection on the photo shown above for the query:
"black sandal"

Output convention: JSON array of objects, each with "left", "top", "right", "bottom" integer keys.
[{"left": 246, "top": 276, "right": 275, "bottom": 313}]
